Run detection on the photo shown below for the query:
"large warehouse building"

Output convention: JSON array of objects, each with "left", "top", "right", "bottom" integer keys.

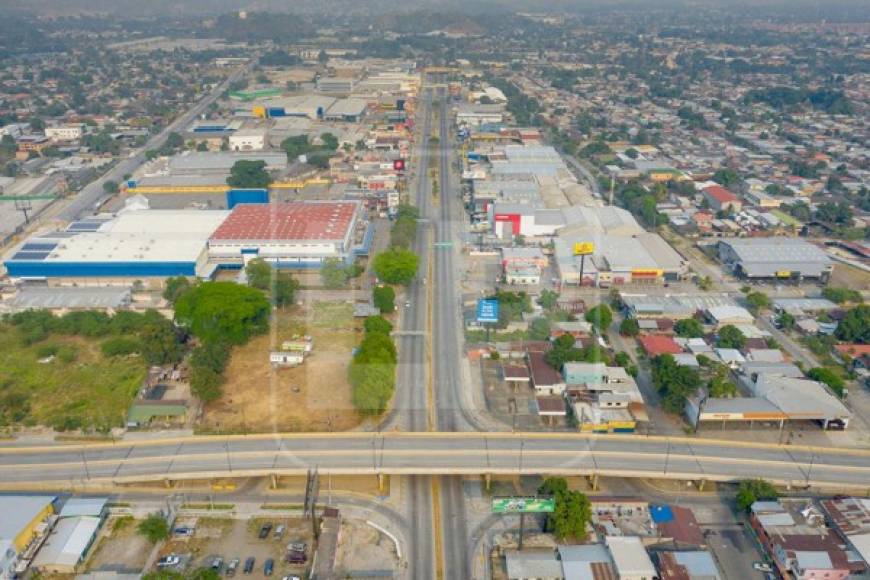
[
  {"left": 4, "top": 201, "right": 367, "bottom": 284},
  {"left": 208, "top": 201, "right": 364, "bottom": 268},
  {"left": 4, "top": 210, "right": 230, "bottom": 285},
  {"left": 718, "top": 237, "right": 833, "bottom": 282}
]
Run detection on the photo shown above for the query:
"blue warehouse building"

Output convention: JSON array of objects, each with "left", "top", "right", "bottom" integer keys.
[{"left": 4, "top": 210, "right": 230, "bottom": 287}]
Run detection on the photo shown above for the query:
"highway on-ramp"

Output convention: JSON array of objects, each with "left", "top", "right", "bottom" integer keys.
[{"left": 1, "top": 433, "right": 869, "bottom": 490}]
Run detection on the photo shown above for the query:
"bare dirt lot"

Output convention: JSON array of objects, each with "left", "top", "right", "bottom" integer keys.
[
  {"left": 201, "top": 302, "right": 362, "bottom": 433},
  {"left": 829, "top": 262, "right": 870, "bottom": 292},
  {"left": 86, "top": 516, "right": 152, "bottom": 573},
  {"left": 334, "top": 519, "right": 401, "bottom": 576}
]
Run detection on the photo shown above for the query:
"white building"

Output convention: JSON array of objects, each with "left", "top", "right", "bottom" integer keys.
[
  {"left": 228, "top": 128, "right": 267, "bottom": 151},
  {"left": 605, "top": 536, "right": 657, "bottom": 580},
  {"left": 45, "top": 124, "right": 84, "bottom": 141}
]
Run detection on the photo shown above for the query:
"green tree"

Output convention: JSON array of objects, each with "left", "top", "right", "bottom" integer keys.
[
  {"left": 163, "top": 276, "right": 192, "bottom": 304},
  {"left": 712, "top": 168, "right": 740, "bottom": 187},
  {"left": 745, "top": 291, "right": 771, "bottom": 313},
  {"left": 651, "top": 354, "right": 702, "bottom": 413},
  {"left": 807, "top": 367, "right": 846, "bottom": 398},
  {"left": 619, "top": 318, "right": 639, "bottom": 337},
  {"left": 140, "top": 323, "right": 183, "bottom": 366},
  {"left": 226, "top": 159, "right": 272, "bottom": 189},
  {"left": 245, "top": 258, "right": 272, "bottom": 290},
  {"left": 538, "top": 289, "right": 559, "bottom": 310},
  {"left": 585, "top": 304, "right": 612, "bottom": 333},
  {"left": 545, "top": 334, "right": 583, "bottom": 370},
  {"left": 707, "top": 364, "right": 737, "bottom": 397},
  {"left": 102, "top": 180, "right": 119, "bottom": 194},
  {"left": 776, "top": 311, "right": 796, "bottom": 330},
  {"left": 174, "top": 282, "right": 270, "bottom": 345},
  {"left": 736, "top": 479, "right": 778, "bottom": 512},
  {"left": 373, "top": 248, "right": 419, "bottom": 285},
  {"left": 717, "top": 325, "right": 746, "bottom": 349},
  {"left": 101, "top": 337, "right": 141, "bottom": 357},
  {"left": 373, "top": 285, "right": 395, "bottom": 313},
  {"left": 137, "top": 513, "right": 169, "bottom": 543},
  {"left": 835, "top": 305, "right": 870, "bottom": 343},
  {"left": 190, "top": 367, "right": 225, "bottom": 402},
  {"left": 822, "top": 287, "right": 863, "bottom": 305},
  {"left": 321, "top": 257, "right": 353, "bottom": 289},
  {"left": 529, "top": 317, "right": 552, "bottom": 341},
  {"left": 273, "top": 274, "right": 299, "bottom": 308},
  {"left": 165, "top": 132, "right": 183, "bottom": 150},
  {"left": 320, "top": 132, "right": 339, "bottom": 150},
  {"left": 538, "top": 477, "right": 591, "bottom": 541},
  {"left": 674, "top": 318, "right": 704, "bottom": 338},
  {"left": 364, "top": 316, "right": 393, "bottom": 335}
]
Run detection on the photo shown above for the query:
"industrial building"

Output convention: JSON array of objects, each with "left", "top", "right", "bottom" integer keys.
[
  {"left": 0, "top": 496, "right": 56, "bottom": 580},
  {"left": 718, "top": 237, "right": 833, "bottom": 282},
  {"left": 32, "top": 498, "right": 107, "bottom": 574},
  {"left": 5, "top": 210, "right": 230, "bottom": 284},
  {"left": 208, "top": 201, "right": 366, "bottom": 268},
  {"left": 5, "top": 201, "right": 369, "bottom": 282},
  {"left": 228, "top": 128, "right": 267, "bottom": 151},
  {"left": 687, "top": 370, "right": 852, "bottom": 431}
]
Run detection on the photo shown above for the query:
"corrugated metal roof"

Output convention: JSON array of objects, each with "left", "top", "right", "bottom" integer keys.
[{"left": 0, "top": 496, "right": 54, "bottom": 541}]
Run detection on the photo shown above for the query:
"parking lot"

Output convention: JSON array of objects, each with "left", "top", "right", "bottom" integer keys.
[{"left": 156, "top": 516, "right": 314, "bottom": 579}]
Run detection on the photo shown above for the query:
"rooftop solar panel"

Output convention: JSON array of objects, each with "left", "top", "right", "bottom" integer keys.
[
  {"left": 21, "top": 242, "right": 58, "bottom": 252},
  {"left": 68, "top": 222, "right": 103, "bottom": 231},
  {"left": 11, "top": 251, "right": 51, "bottom": 260}
]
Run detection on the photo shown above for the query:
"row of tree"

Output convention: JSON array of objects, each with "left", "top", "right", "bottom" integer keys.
[{"left": 349, "top": 316, "right": 397, "bottom": 415}]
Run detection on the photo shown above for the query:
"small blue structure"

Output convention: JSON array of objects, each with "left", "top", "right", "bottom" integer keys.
[
  {"left": 226, "top": 188, "right": 269, "bottom": 209},
  {"left": 650, "top": 504, "right": 674, "bottom": 524},
  {"left": 477, "top": 298, "right": 500, "bottom": 324}
]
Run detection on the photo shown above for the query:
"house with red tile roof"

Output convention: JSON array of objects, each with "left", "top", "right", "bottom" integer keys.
[
  {"left": 702, "top": 185, "right": 742, "bottom": 213},
  {"left": 638, "top": 335, "right": 683, "bottom": 357}
]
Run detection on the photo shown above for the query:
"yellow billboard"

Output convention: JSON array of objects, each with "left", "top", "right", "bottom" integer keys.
[
  {"left": 573, "top": 242, "right": 595, "bottom": 256},
  {"left": 776, "top": 270, "right": 792, "bottom": 278}
]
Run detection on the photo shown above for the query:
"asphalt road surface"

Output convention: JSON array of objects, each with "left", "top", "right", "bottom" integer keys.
[
  {"left": 56, "top": 63, "right": 252, "bottom": 222},
  {"left": 2, "top": 433, "right": 868, "bottom": 488}
]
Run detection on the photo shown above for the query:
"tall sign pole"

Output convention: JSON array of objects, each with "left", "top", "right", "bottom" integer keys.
[{"left": 573, "top": 243, "right": 595, "bottom": 287}]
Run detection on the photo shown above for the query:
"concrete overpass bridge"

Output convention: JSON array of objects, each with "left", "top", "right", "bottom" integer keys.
[{"left": 2, "top": 432, "right": 869, "bottom": 492}]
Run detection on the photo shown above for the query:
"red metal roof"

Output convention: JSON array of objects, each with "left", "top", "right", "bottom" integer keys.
[
  {"left": 704, "top": 185, "right": 739, "bottom": 203},
  {"left": 210, "top": 202, "right": 356, "bottom": 241},
  {"left": 638, "top": 335, "right": 683, "bottom": 356}
]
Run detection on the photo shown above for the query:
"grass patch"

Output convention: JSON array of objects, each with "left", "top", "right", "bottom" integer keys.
[
  {"left": 309, "top": 301, "right": 355, "bottom": 329},
  {"left": 0, "top": 324, "right": 147, "bottom": 431},
  {"left": 180, "top": 503, "right": 235, "bottom": 510},
  {"left": 465, "top": 329, "right": 529, "bottom": 343},
  {"left": 261, "top": 503, "right": 304, "bottom": 510}
]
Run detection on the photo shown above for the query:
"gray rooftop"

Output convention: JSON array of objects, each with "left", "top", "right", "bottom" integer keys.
[
  {"left": 0, "top": 495, "right": 55, "bottom": 540},
  {"left": 3, "top": 287, "right": 132, "bottom": 312}
]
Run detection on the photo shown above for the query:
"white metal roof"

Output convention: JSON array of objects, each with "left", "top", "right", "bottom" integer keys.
[
  {"left": 33, "top": 517, "right": 100, "bottom": 569},
  {"left": 0, "top": 496, "right": 54, "bottom": 541}
]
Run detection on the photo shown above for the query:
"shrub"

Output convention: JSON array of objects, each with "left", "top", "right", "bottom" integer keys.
[
  {"left": 36, "top": 344, "right": 59, "bottom": 359},
  {"left": 101, "top": 337, "right": 142, "bottom": 357}
]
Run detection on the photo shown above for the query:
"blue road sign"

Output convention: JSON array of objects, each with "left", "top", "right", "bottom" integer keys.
[{"left": 477, "top": 298, "right": 500, "bottom": 323}]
